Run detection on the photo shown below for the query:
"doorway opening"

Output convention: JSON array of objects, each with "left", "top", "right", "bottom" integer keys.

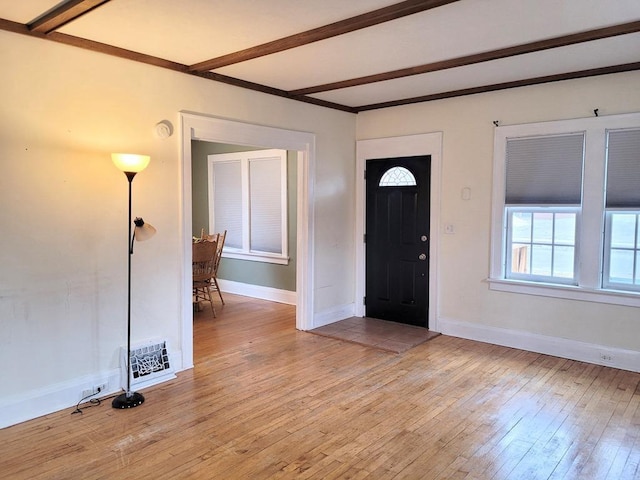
[
  {"left": 356, "top": 133, "right": 442, "bottom": 333},
  {"left": 180, "top": 113, "right": 316, "bottom": 370}
]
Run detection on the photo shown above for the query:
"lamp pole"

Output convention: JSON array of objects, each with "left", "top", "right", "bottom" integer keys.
[
  {"left": 112, "top": 171, "right": 145, "bottom": 409},
  {"left": 111, "top": 153, "right": 152, "bottom": 409}
]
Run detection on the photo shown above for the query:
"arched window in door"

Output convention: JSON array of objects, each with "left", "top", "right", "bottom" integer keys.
[{"left": 379, "top": 166, "right": 417, "bottom": 186}]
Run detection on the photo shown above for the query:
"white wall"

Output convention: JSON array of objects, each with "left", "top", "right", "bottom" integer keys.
[
  {"left": 357, "top": 72, "right": 640, "bottom": 364},
  {"left": 0, "top": 32, "right": 355, "bottom": 427}
]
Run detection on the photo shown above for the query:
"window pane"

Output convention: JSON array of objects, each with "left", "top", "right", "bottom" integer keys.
[
  {"left": 379, "top": 166, "right": 417, "bottom": 186},
  {"left": 604, "top": 212, "right": 640, "bottom": 290},
  {"left": 506, "top": 208, "right": 577, "bottom": 283},
  {"left": 512, "top": 212, "right": 532, "bottom": 243},
  {"left": 553, "top": 246, "right": 574, "bottom": 278},
  {"left": 610, "top": 214, "right": 637, "bottom": 249},
  {"left": 213, "top": 161, "right": 242, "bottom": 249},
  {"left": 554, "top": 213, "right": 576, "bottom": 245},
  {"left": 532, "top": 213, "right": 553, "bottom": 244},
  {"left": 249, "top": 157, "right": 282, "bottom": 253},
  {"left": 609, "top": 249, "right": 634, "bottom": 284},
  {"left": 531, "top": 244, "right": 552, "bottom": 276}
]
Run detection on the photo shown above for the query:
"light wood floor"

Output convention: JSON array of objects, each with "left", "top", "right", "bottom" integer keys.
[{"left": 1, "top": 294, "right": 639, "bottom": 479}]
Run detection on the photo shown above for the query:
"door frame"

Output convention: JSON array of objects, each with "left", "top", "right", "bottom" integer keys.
[
  {"left": 356, "top": 133, "right": 442, "bottom": 332},
  {"left": 180, "top": 112, "right": 316, "bottom": 370}
]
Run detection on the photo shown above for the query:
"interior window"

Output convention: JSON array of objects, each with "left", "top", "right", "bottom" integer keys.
[{"left": 208, "top": 149, "right": 289, "bottom": 265}]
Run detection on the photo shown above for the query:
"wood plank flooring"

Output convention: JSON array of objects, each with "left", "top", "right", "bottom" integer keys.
[{"left": 1, "top": 294, "right": 639, "bottom": 479}]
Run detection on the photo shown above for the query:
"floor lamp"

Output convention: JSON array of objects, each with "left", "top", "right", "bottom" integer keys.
[{"left": 111, "top": 153, "right": 156, "bottom": 409}]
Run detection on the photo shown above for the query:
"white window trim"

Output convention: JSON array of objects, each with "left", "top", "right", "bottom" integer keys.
[
  {"left": 489, "top": 112, "right": 640, "bottom": 307},
  {"left": 208, "top": 149, "right": 289, "bottom": 265}
]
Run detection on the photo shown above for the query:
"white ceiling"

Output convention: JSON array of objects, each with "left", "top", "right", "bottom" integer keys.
[{"left": 1, "top": 0, "right": 639, "bottom": 112}]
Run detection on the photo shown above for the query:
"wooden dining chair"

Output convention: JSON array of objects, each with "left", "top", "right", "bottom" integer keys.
[
  {"left": 192, "top": 239, "right": 218, "bottom": 317},
  {"left": 210, "top": 230, "right": 226, "bottom": 305}
]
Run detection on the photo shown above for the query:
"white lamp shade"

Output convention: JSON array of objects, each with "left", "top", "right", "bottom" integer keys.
[
  {"left": 134, "top": 221, "right": 156, "bottom": 242},
  {"left": 112, "top": 153, "right": 151, "bottom": 173}
]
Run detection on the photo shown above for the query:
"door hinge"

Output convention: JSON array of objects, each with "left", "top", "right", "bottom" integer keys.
[
  {"left": 364, "top": 169, "right": 367, "bottom": 180},
  {"left": 363, "top": 233, "right": 367, "bottom": 243},
  {"left": 363, "top": 296, "right": 366, "bottom": 306}
]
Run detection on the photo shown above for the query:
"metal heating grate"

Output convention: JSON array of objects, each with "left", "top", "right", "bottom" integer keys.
[{"left": 121, "top": 339, "right": 176, "bottom": 390}]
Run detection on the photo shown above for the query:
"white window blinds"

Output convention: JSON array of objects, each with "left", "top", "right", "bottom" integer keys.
[
  {"left": 505, "top": 134, "right": 585, "bottom": 205},
  {"left": 606, "top": 129, "right": 640, "bottom": 208},
  {"left": 249, "top": 156, "right": 282, "bottom": 253},
  {"left": 212, "top": 160, "right": 242, "bottom": 249},
  {"left": 208, "top": 148, "right": 288, "bottom": 264}
]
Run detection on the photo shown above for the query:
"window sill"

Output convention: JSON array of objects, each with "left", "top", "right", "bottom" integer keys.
[
  {"left": 487, "top": 278, "right": 640, "bottom": 308},
  {"left": 223, "top": 251, "right": 289, "bottom": 265}
]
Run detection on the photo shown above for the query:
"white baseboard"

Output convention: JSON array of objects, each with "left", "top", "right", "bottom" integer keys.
[
  {"left": 0, "top": 370, "right": 120, "bottom": 429},
  {"left": 0, "top": 348, "right": 185, "bottom": 430},
  {"left": 218, "top": 279, "right": 296, "bottom": 305},
  {"left": 312, "top": 302, "right": 356, "bottom": 329},
  {"left": 438, "top": 316, "right": 640, "bottom": 373}
]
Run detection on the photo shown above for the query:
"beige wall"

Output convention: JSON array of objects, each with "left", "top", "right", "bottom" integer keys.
[
  {"left": 357, "top": 71, "right": 640, "bottom": 352},
  {"left": 0, "top": 31, "right": 355, "bottom": 424}
]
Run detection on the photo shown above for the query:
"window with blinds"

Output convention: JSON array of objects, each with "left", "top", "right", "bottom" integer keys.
[
  {"left": 249, "top": 157, "right": 283, "bottom": 254},
  {"left": 211, "top": 160, "right": 243, "bottom": 249},
  {"left": 604, "top": 128, "right": 640, "bottom": 290},
  {"left": 503, "top": 134, "right": 584, "bottom": 283},
  {"left": 208, "top": 149, "right": 288, "bottom": 264},
  {"left": 490, "top": 111, "right": 640, "bottom": 304}
]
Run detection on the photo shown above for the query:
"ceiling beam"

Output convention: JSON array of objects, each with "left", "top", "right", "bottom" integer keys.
[
  {"left": 28, "top": 0, "right": 111, "bottom": 34},
  {"left": 291, "top": 20, "right": 640, "bottom": 95},
  {"left": 355, "top": 62, "right": 640, "bottom": 112},
  {"left": 0, "top": 18, "right": 356, "bottom": 113},
  {"left": 188, "top": 0, "right": 459, "bottom": 72}
]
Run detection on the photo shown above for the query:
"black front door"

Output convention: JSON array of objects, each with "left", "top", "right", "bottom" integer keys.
[{"left": 365, "top": 156, "right": 431, "bottom": 327}]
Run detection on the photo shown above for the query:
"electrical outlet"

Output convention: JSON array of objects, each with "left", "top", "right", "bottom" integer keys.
[{"left": 81, "top": 383, "right": 108, "bottom": 399}]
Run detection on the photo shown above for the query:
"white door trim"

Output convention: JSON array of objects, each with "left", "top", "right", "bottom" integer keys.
[
  {"left": 180, "top": 112, "right": 316, "bottom": 369},
  {"left": 356, "top": 133, "right": 443, "bottom": 332}
]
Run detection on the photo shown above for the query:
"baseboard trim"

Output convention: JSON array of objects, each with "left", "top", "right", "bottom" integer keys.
[
  {"left": 1, "top": 348, "right": 184, "bottom": 430},
  {"left": 218, "top": 279, "right": 296, "bottom": 305},
  {"left": 0, "top": 370, "right": 120, "bottom": 429},
  {"left": 312, "top": 303, "right": 356, "bottom": 330},
  {"left": 438, "top": 316, "right": 640, "bottom": 373}
]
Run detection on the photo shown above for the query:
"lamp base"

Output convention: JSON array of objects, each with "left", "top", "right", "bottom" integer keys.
[{"left": 112, "top": 391, "right": 145, "bottom": 409}]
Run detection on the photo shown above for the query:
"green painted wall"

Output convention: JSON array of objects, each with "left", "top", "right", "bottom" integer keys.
[{"left": 191, "top": 140, "right": 297, "bottom": 291}]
